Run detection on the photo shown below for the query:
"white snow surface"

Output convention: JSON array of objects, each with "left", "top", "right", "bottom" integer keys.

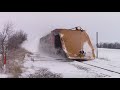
[
  {"left": 1, "top": 48, "right": 120, "bottom": 78},
  {"left": 0, "top": 74, "right": 9, "bottom": 78},
  {"left": 21, "top": 48, "right": 120, "bottom": 78}
]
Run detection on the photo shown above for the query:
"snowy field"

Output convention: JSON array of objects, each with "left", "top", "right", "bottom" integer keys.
[{"left": 20, "top": 48, "right": 120, "bottom": 78}]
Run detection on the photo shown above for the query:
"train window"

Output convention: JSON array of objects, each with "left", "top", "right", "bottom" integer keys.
[{"left": 54, "top": 34, "right": 62, "bottom": 49}]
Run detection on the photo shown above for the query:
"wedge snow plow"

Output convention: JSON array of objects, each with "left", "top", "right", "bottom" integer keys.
[{"left": 40, "top": 27, "right": 95, "bottom": 60}]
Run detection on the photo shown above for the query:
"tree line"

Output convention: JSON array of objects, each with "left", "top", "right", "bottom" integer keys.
[{"left": 97, "top": 42, "right": 120, "bottom": 49}]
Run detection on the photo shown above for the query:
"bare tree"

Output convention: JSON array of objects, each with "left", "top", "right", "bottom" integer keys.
[
  {"left": 7, "top": 30, "right": 27, "bottom": 50},
  {"left": 0, "top": 23, "right": 13, "bottom": 64}
]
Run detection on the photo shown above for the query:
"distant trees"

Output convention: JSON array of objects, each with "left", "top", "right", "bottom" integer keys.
[{"left": 97, "top": 42, "right": 120, "bottom": 49}]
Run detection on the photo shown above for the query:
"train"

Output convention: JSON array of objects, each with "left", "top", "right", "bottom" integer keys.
[{"left": 40, "top": 27, "right": 95, "bottom": 60}]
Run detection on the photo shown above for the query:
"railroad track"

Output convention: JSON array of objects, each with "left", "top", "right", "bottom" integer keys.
[
  {"left": 82, "top": 62, "right": 120, "bottom": 75},
  {"left": 29, "top": 53, "right": 120, "bottom": 77},
  {"left": 72, "top": 60, "right": 120, "bottom": 77}
]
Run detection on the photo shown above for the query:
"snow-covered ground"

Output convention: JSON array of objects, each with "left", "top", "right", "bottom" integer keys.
[
  {"left": 0, "top": 74, "right": 10, "bottom": 78},
  {"left": 20, "top": 48, "right": 120, "bottom": 78}
]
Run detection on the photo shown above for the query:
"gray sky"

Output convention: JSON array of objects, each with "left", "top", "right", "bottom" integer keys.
[{"left": 0, "top": 12, "right": 119, "bottom": 44}]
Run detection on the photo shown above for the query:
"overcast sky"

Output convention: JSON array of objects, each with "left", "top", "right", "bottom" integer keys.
[{"left": 0, "top": 12, "right": 119, "bottom": 44}]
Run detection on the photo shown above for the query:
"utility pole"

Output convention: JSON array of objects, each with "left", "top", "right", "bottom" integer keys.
[{"left": 96, "top": 32, "right": 98, "bottom": 58}]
